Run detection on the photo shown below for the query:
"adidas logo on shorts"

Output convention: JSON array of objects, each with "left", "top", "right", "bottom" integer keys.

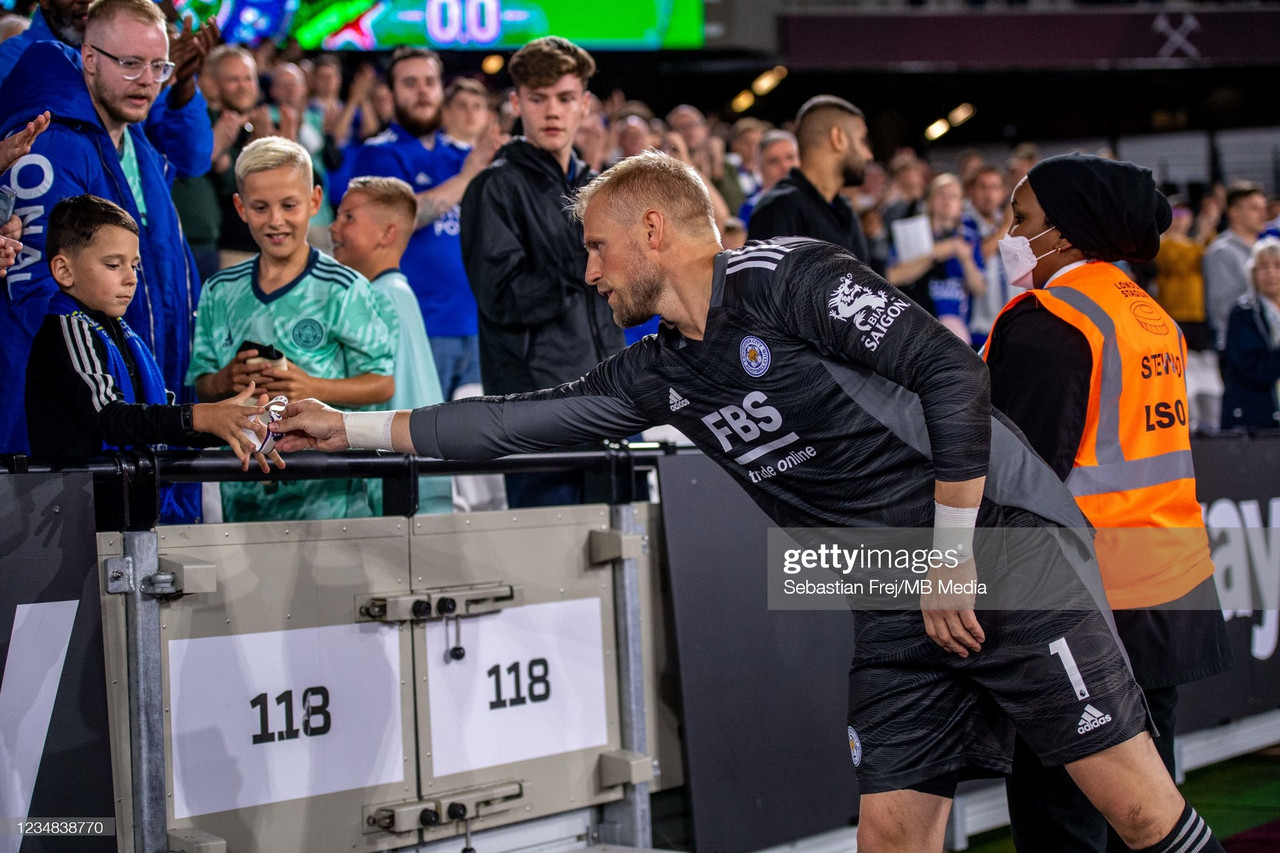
[
  {"left": 669, "top": 388, "right": 690, "bottom": 411},
  {"left": 1077, "top": 704, "right": 1112, "bottom": 735}
]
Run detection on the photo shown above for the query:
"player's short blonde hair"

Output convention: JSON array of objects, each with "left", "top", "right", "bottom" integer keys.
[
  {"left": 235, "top": 136, "right": 313, "bottom": 191},
  {"left": 345, "top": 176, "right": 417, "bottom": 232},
  {"left": 572, "top": 150, "right": 717, "bottom": 239}
]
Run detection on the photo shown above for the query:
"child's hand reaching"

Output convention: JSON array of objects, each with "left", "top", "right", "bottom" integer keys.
[{"left": 192, "top": 382, "right": 286, "bottom": 472}]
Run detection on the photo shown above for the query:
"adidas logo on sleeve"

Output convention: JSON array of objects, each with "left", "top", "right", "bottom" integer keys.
[{"left": 1077, "top": 704, "right": 1112, "bottom": 734}]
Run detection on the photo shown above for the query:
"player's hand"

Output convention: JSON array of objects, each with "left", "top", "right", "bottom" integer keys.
[
  {"left": 921, "top": 556, "right": 985, "bottom": 658},
  {"left": 258, "top": 360, "right": 317, "bottom": 399},
  {"left": 270, "top": 398, "right": 348, "bottom": 452},
  {"left": 191, "top": 382, "right": 279, "bottom": 471},
  {"left": 0, "top": 111, "right": 51, "bottom": 173}
]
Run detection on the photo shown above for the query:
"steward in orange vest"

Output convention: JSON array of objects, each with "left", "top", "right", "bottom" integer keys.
[{"left": 985, "top": 153, "right": 1231, "bottom": 853}]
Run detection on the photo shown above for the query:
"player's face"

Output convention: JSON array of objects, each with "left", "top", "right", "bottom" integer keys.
[
  {"left": 443, "top": 91, "right": 490, "bottom": 142},
  {"left": 329, "top": 192, "right": 386, "bottom": 268},
  {"left": 840, "top": 116, "right": 872, "bottom": 188},
  {"left": 54, "top": 225, "right": 140, "bottom": 319},
  {"left": 512, "top": 74, "right": 588, "bottom": 160},
  {"left": 216, "top": 55, "right": 260, "bottom": 115},
  {"left": 583, "top": 201, "right": 662, "bottom": 329},
  {"left": 234, "top": 164, "right": 321, "bottom": 264},
  {"left": 391, "top": 56, "right": 443, "bottom": 137},
  {"left": 759, "top": 139, "right": 799, "bottom": 189},
  {"left": 83, "top": 18, "right": 169, "bottom": 128}
]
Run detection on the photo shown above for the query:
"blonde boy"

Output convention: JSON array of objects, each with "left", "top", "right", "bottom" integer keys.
[{"left": 186, "top": 137, "right": 395, "bottom": 520}]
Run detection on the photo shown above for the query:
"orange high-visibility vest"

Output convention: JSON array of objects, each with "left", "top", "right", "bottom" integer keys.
[{"left": 986, "top": 262, "right": 1214, "bottom": 609}]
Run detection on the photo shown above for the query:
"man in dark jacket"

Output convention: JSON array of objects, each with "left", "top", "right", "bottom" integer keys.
[
  {"left": 747, "top": 95, "right": 873, "bottom": 266},
  {"left": 460, "top": 35, "right": 624, "bottom": 507}
]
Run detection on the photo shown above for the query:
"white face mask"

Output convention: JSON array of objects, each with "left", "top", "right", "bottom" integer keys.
[{"left": 998, "top": 227, "right": 1057, "bottom": 290}]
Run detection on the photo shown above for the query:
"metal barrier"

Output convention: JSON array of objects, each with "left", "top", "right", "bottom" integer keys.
[{"left": 2, "top": 447, "right": 682, "bottom": 853}]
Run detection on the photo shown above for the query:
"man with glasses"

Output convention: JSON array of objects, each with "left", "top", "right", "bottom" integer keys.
[
  {"left": 0, "top": 0, "right": 216, "bottom": 184},
  {"left": 0, "top": 0, "right": 204, "bottom": 466}
]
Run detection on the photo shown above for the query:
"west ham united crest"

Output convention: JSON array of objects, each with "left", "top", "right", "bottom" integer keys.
[{"left": 739, "top": 335, "right": 771, "bottom": 377}]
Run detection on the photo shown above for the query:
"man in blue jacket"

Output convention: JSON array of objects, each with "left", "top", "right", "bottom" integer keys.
[
  {"left": 0, "top": 0, "right": 203, "bottom": 453},
  {"left": 0, "top": 0, "right": 215, "bottom": 177}
]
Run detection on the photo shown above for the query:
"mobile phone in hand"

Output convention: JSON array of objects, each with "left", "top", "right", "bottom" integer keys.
[
  {"left": 239, "top": 340, "right": 285, "bottom": 362},
  {"left": 0, "top": 187, "right": 17, "bottom": 223}
]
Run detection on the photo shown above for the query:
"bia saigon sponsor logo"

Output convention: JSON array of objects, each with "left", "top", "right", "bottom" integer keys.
[{"left": 827, "top": 273, "right": 909, "bottom": 352}]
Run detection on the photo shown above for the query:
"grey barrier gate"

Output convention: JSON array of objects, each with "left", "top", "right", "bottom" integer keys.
[{"left": 2, "top": 447, "right": 678, "bottom": 853}]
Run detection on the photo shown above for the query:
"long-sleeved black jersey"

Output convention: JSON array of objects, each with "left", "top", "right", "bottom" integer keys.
[{"left": 411, "top": 239, "right": 1089, "bottom": 534}]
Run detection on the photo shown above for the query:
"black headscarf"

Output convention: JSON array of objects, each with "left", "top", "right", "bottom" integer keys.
[{"left": 1027, "top": 154, "right": 1171, "bottom": 264}]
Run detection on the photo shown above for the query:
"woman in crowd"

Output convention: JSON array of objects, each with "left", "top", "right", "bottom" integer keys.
[
  {"left": 1221, "top": 237, "right": 1280, "bottom": 429},
  {"left": 886, "top": 172, "right": 985, "bottom": 342}
]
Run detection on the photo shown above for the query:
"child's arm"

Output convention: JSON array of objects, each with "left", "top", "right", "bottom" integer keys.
[{"left": 45, "top": 315, "right": 277, "bottom": 467}]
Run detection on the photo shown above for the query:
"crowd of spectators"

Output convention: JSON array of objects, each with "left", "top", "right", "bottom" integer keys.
[{"left": 2, "top": 0, "right": 1279, "bottom": 522}]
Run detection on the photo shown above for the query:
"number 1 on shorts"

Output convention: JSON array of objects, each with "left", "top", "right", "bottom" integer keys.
[{"left": 1049, "top": 637, "right": 1090, "bottom": 700}]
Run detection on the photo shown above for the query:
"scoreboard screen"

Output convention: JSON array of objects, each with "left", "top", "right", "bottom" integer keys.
[{"left": 176, "top": 0, "right": 704, "bottom": 50}]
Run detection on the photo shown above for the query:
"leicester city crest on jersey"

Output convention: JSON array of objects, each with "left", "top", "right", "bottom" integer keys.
[
  {"left": 291, "top": 318, "right": 325, "bottom": 349},
  {"left": 740, "top": 335, "right": 771, "bottom": 377},
  {"left": 848, "top": 726, "right": 862, "bottom": 766}
]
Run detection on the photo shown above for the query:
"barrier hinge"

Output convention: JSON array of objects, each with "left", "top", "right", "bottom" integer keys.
[{"left": 104, "top": 555, "right": 135, "bottom": 594}]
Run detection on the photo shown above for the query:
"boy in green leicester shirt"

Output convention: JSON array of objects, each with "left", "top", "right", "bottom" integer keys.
[{"left": 186, "top": 137, "right": 396, "bottom": 521}]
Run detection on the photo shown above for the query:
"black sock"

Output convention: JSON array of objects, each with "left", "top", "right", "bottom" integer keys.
[{"left": 1133, "top": 802, "right": 1225, "bottom": 852}]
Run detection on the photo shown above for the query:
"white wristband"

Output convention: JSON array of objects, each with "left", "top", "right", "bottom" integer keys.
[
  {"left": 342, "top": 411, "right": 395, "bottom": 451},
  {"left": 933, "top": 502, "right": 979, "bottom": 563}
]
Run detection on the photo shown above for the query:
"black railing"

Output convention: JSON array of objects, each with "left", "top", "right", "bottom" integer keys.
[{"left": 1, "top": 442, "right": 691, "bottom": 531}]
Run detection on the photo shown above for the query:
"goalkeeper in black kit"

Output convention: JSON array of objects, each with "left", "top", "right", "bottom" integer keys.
[{"left": 272, "top": 151, "right": 1224, "bottom": 853}]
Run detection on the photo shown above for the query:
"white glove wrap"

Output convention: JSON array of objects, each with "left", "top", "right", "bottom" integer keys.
[
  {"left": 342, "top": 411, "right": 395, "bottom": 451},
  {"left": 933, "top": 502, "right": 979, "bottom": 562}
]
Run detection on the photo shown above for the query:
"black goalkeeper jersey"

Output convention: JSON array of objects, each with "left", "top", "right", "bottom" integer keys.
[{"left": 410, "top": 238, "right": 1090, "bottom": 537}]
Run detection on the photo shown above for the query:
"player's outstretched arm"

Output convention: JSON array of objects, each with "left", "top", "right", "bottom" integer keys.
[{"left": 271, "top": 400, "right": 417, "bottom": 454}]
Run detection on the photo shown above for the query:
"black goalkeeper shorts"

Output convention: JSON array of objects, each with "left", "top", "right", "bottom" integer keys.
[{"left": 846, "top": 606, "right": 1149, "bottom": 796}]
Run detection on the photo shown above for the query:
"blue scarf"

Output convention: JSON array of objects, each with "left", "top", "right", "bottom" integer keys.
[
  {"left": 47, "top": 292, "right": 201, "bottom": 524},
  {"left": 48, "top": 291, "right": 167, "bottom": 415}
]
